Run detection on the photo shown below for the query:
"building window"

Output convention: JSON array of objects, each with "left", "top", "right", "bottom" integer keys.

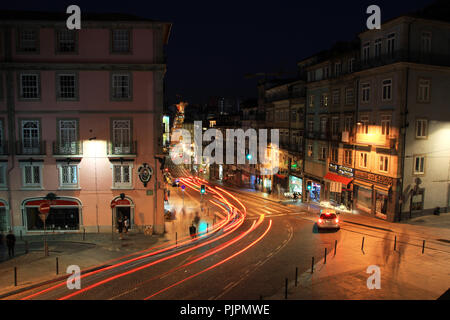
[
  {"left": 111, "top": 73, "right": 132, "bottom": 100},
  {"left": 417, "top": 79, "right": 430, "bottom": 103},
  {"left": 415, "top": 119, "right": 428, "bottom": 138},
  {"left": 344, "top": 116, "right": 353, "bottom": 133},
  {"left": 348, "top": 58, "right": 355, "bottom": 73},
  {"left": 21, "top": 120, "right": 40, "bottom": 154},
  {"left": 309, "top": 95, "right": 314, "bottom": 108},
  {"left": 381, "top": 115, "right": 391, "bottom": 136},
  {"left": 379, "top": 155, "right": 389, "bottom": 173},
  {"left": 112, "top": 119, "right": 132, "bottom": 153},
  {"left": 320, "top": 147, "right": 327, "bottom": 160},
  {"left": 320, "top": 93, "right": 328, "bottom": 107},
  {"left": 332, "top": 89, "right": 340, "bottom": 105},
  {"left": 308, "top": 119, "right": 314, "bottom": 134},
  {"left": 21, "top": 163, "right": 42, "bottom": 188},
  {"left": 331, "top": 148, "right": 339, "bottom": 163},
  {"left": 358, "top": 115, "right": 369, "bottom": 134},
  {"left": 112, "top": 164, "right": 133, "bottom": 188},
  {"left": 58, "top": 120, "right": 78, "bottom": 154},
  {"left": 331, "top": 117, "right": 339, "bottom": 135},
  {"left": 413, "top": 156, "right": 425, "bottom": 175},
  {"left": 58, "top": 164, "right": 79, "bottom": 189},
  {"left": 345, "top": 88, "right": 354, "bottom": 105},
  {"left": 56, "top": 73, "right": 77, "bottom": 100},
  {"left": 359, "top": 152, "right": 368, "bottom": 168},
  {"left": 344, "top": 149, "right": 352, "bottom": 166},
  {"left": 18, "top": 29, "right": 38, "bottom": 52},
  {"left": 334, "top": 61, "right": 342, "bottom": 76},
  {"left": 374, "top": 38, "right": 382, "bottom": 58},
  {"left": 382, "top": 79, "right": 392, "bottom": 101},
  {"left": 361, "top": 83, "right": 370, "bottom": 103},
  {"left": 0, "top": 163, "right": 7, "bottom": 188},
  {"left": 421, "top": 32, "right": 432, "bottom": 54},
  {"left": 387, "top": 33, "right": 396, "bottom": 57},
  {"left": 112, "top": 29, "right": 131, "bottom": 53},
  {"left": 307, "top": 144, "right": 313, "bottom": 157},
  {"left": 56, "top": 30, "right": 77, "bottom": 53},
  {"left": 320, "top": 117, "right": 328, "bottom": 134},
  {"left": 363, "top": 42, "right": 370, "bottom": 62},
  {"left": 19, "top": 73, "right": 40, "bottom": 99}
]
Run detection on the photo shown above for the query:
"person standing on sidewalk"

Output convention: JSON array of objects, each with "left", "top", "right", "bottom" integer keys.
[
  {"left": 123, "top": 216, "right": 130, "bottom": 235},
  {"left": 117, "top": 217, "right": 124, "bottom": 240},
  {"left": 6, "top": 230, "right": 16, "bottom": 258}
]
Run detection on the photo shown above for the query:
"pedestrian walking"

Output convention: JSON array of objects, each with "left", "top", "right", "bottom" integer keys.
[
  {"left": 117, "top": 217, "right": 124, "bottom": 240},
  {"left": 123, "top": 216, "right": 130, "bottom": 234},
  {"left": 189, "top": 223, "right": 197, "bottom": 239},
  {"left": 6, "top": 230, "right": 16, "bottom": 258}
]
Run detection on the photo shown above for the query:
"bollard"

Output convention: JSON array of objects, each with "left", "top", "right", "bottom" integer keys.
[
  {"left": 207, "top": 223, "right": 209, "bottom": 233},
  {"left": 83, "top": 228, "right": 86, "bottom": 241},
  {"left": 361, "top": 237, "right": 365, "bottom": 251},
  {"left": 394, "top": 236, "right": 397, "bottom": 251},
  {"left": 14, "top": 267, "right": 17, "bottom": 286},
  {"left": 334, "top": 240, "right": 337, "bottom": 256},
  {"left": 56, "top": 257, "right": 59, "bottom": 275},
  {"left": 176, "top": 232, "right": 178, "bottom": 247},
  {"left": 295, "top": 267, "right": 298, "bottom": 287},
  {"left": 20, "top": 230, "right": 22, "bottom": 241},
  {"left": 311, "top": 256, "right": 314, "bottom": 273},
  {"left": 285, "top": 278, "right": 288, "bottom": 300},
  {"left": 422, "top": 240, "right": 425, "bottom": 254},
  {"left": 324, "top": 248, "right": 327, "bottom": 264}
]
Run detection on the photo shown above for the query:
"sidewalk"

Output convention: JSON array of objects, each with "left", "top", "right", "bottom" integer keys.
[
  {"left": 0, "top": 186, "right": 212, "bottom": 298},
  {"left": 268, "top": 224, "right": 450, "bottom": 299}
]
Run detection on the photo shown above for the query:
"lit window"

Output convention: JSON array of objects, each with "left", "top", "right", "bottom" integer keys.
[
  {"left": 358, "top": 115, "right": 369, "bottom": 134},
  {"left": 320, "top": 93, "right": 328, "bottom": 107},
  {"left": 413, "top": 156, "right": 425, "bottom": 175}
]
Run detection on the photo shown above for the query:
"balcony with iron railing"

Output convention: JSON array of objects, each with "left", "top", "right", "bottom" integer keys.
[
  {"left": 53, "top": 140, "right": 83, "bottom": 156},
  {"left": 16, "top": 140, "right": 46, "bottom": 156},
  {"left": 107, "top": 141, "right": 137, "bottom": 156}
]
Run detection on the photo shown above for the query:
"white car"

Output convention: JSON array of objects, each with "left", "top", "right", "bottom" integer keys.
[{"left": 317, "top": 211, "right": 340, "bottom": 230}]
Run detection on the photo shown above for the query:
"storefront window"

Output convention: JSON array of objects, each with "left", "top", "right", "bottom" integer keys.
[
  {"left": 26, "top": 207, "right": 80, "bottom": 231},
  {"left": 356, "top": 186, "right": 372, "bottom": 209},
  {"left": 375, "top": 191, "right": 388, "bottom": 214},
  {"left": 0, "top": 207, "right": 8, "bottom": 232},
  {"left": 310, "top": 182, "right": 321, "bottom": 202},
  {"left": 289, "top": 176, "right": 302, "bottom": 195}
]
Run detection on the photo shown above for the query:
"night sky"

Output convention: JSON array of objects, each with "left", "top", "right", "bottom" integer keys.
[{"left": 1, "top": 0, "right": 436, "bottom": 105}]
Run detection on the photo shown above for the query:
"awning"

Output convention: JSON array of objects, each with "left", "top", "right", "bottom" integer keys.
[
  {"left": 324, "top": 172, "right": 352, "bottom": 185},
  {"left": 353, "top": 179, "right": 373, "bottom": 189}
]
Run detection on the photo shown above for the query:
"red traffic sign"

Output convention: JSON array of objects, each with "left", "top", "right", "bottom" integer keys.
[{"left": 39, "top": 202, "right": 51, "bottom": 214}]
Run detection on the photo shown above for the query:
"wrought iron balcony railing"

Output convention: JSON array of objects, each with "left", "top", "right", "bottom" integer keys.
[
  {"left": 107, "top": 141, "right": 137, "bottom": 156},
  {"left": 16, "top": 140, "right": 46, "bottom": 155},
  {"left": 53, "top": 141, "right": 83, "bottom": 156}
]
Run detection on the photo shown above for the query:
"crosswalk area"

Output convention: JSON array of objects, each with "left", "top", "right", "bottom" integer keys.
[{"left": 236, "top": 193, "right": 304, "bottom": 219}]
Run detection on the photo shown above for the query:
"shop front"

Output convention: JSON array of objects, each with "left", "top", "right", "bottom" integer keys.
[
  {"left": 23, "top": 198, "right": 81, "bottom": 232},
  {"left": 111, "top": 196, "right": 134, "bottom": 228},
  {"left": 324, "top": 172, "right": 353, "bottom": 209},
  {"left": 353, "top": 170, "right": 396, "bottom": 221},
  {"left": 289, "top": 175, "right": 303, "bottom": 195}
]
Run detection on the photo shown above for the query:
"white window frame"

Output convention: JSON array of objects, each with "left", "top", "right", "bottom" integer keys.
[
  {"left": 413, "top": 155, "right": 425, "bottom": 175},
  {"left": 57, "top": 163, "right": 80, "bottom": 189},
  {"left": 415, "top": 119, "right": 428, "bottom": 139},
  {"left": 344, "top": 149, "right": 353, "bottom": 166},
  {"left": 358, "top": 115, "right": 369, "bottom": 134},
  {"left": 111, "top": 163, "right": 133, "bottom": 189},
  {"left": 20, "top": 162, "right": 43, "bottom": 189},
  {"left": 381, "top": 115, "right": 391, "bottom": 136}
]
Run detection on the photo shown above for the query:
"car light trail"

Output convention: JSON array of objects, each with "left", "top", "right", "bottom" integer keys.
[{"left": 143, "top": 219, "right": 273, "bottom": 300}]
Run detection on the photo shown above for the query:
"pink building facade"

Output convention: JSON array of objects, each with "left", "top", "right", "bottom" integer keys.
[{"left": 0, "top": 11, "right": 171, "bottom": 235}]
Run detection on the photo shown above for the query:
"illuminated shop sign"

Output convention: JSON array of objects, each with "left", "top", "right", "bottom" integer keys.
[{"left": 329, "top": 163, "right": 354, "bottom": 178}]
